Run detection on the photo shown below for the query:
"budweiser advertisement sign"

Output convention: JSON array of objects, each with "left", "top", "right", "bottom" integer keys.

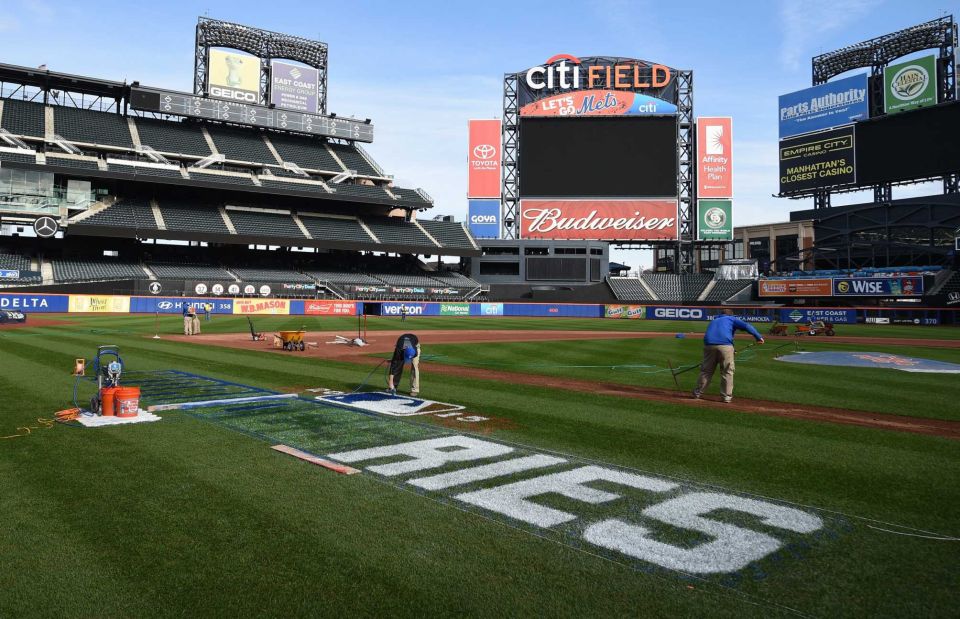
[
  {"left": 696, "top": 117, "right": 732, "bottom": 198},
  {"left": 520, "top": 200, "right": 678, "bottom": 241},
  {"left": 304, "top": 301, "right": 357, "bottom": 316},
  {"left": 468, "top": 119, "right": 501, "bottom": 198}
]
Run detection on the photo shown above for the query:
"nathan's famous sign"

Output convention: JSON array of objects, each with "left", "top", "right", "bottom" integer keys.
[{"left": 518, "top": 55, "right": 678, "bottom": 117}]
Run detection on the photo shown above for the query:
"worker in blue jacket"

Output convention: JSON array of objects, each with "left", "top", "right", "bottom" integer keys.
[{"left": 692, "top": 309, "right": 764, "bottom": 403}]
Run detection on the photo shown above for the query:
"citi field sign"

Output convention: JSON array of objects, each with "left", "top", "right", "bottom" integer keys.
[{"left": 525, "top": 54, "right": 672, "bottom": 91}]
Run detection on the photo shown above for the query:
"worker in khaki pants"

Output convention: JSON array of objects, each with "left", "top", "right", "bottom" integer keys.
[
  {"left": 692, "top": 309, "right": 763, "bottom": 403},
  {"left": 387, "top": 333, "right": 420, "bottom": 397},
  {"left": 183, "top": 303, "right": 196, "bottom": 335}
]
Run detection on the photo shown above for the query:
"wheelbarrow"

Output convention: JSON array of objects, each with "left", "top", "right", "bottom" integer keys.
[{"left": 277, "top": 330, "right": 306, "bottom": 351}]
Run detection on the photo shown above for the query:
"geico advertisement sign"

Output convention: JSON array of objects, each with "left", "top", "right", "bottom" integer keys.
[
  {"left": 525, "top": 54, "right": 671, "bottom": 91},
  {"left": 648, "top": 307, "right": 705, "bottom": 320},
  {"left": 383, "top": 304, "right": 425, "bottom": 316},
  {"left": 521, "top": 200, "right": 678, "bottom": 241}
]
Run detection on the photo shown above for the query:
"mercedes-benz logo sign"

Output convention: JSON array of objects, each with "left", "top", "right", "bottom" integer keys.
[
  {"left": 148, "top": 282, "right": 162, "bottom": 295},
  {"left": 33, "top": 216, "right": 58, "bottom": 238},
  {"left": 473, "top": 144, "right": 496, "bottom": 160}
]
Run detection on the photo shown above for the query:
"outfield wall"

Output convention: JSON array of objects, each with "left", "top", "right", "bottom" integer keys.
[{"left": 0, "top": 292, "right": 957, "bottom": 325}]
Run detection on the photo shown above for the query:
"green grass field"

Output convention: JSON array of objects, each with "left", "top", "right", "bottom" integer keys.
[{"left": 2, "top": 314, "right": 959, "bottom": 617}]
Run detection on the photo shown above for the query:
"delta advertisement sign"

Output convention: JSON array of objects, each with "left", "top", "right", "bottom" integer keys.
[
  {"left": 520, "top": 200, "right": 678, "bottom": 241},
  {"left": 778, "top": 73, "right": 869, "bottom": 139},
  {"left": 0, "top": 293, "right": 69, "bottom": 312},
  {"left": 468, "top": 120, "right": 501, "bottom": 198},
  {"left": 520, "top": 90, "right": 676, "bottom": 117}
]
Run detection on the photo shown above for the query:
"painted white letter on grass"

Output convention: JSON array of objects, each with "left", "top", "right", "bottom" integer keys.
[
  {"left": 327, "top": 436, "right": 512, "bottom": 476},
  {"left": 583, "top": 492, "right": 824, "bottom": 574},
  {"left": 455, "top": 466, "right": 677, "bottom": 528}
]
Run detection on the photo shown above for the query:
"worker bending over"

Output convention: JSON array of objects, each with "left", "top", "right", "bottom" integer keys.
[
  {"left": 692, "top": 309, "right": 763, "bottom": 403},
  {"left": 387, "top": 333, "right": 420, "bottom": 397}
]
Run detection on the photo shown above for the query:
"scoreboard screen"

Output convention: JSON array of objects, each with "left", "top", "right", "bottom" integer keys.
[
  {"left": 519, "top": 116, "right": 678, "bottom": 198},
  {"left": 130, "top": 86, "right": 373, "bottom": 142}
]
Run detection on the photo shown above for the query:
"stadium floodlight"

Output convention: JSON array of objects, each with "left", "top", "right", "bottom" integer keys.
[
  {"left": 329, "top": 170, "right": 355, "bottom": 184},
  {"left": 191, "top": 153, "right": 226, "bottom": 169}
]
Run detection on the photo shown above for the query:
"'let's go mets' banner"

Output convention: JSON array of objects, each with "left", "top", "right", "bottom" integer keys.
[
  {"left": 520, "top": 200, "right": 678, "bottom": 241},
  {"left": 520, "top": 90, "right": 677, "bottom": 117}
]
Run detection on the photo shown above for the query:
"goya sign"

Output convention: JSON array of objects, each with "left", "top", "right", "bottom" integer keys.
[{"left": 884, "top": 55, "right": 937, "bottom": 115}]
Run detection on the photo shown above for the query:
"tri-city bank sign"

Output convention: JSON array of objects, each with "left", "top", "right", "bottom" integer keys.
[{"left": 525, "top": 54, "right": 672, "bottom": 91}]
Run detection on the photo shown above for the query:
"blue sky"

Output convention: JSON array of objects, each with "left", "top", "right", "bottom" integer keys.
[{"left": 0, "top": 0, "right": 951, "bottom": 268}]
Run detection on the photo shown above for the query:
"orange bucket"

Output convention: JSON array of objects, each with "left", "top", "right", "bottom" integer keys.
[
  {"left": 100, "top": 386, "right": 118, "bottom": 416},
  {"left": 114, "top": 386, "right": 141, "bottom": 418}
]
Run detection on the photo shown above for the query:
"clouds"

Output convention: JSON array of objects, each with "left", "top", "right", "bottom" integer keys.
[{"left": 779, "top": 0, "right": 882, "bottom": 72}]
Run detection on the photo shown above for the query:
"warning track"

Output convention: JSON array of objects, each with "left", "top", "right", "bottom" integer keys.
[{"left": 168, "top": 330, "right": 960, "bottom": 440}]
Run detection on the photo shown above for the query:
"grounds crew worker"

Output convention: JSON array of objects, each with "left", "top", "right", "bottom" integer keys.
[
  {"left": 387, "top": 333, "right": 420, "bottom": 397},
  {"left": 692, "top": 309, "right": 763, "bottom": 403},
  {"left": 192, "top": 304, "right": 202, "bottom": 335},
  {"left": 183, "top": 302, "right": 196, "bottom": 336}
]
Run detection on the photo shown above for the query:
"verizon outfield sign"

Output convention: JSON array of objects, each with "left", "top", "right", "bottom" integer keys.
[{"left": 520, "top": 200, "right": 678, "bottom": 241}]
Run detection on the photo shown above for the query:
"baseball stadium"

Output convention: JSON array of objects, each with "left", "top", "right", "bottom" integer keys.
[{"left": 2, "top": 8, "right": 959, "bottom": 617}]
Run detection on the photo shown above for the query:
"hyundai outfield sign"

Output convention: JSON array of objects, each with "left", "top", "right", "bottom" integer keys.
[
  {"left": 468, "top": 199, "right": 501, "bottom": 238},
  {"left": 778, "top": 73, "right": 868, "bottom": 139}
]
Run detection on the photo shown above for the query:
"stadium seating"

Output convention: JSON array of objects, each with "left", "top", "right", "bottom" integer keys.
[
  {"left": 269, "top": 134, "right": 344, "bottom": 171},
  {"left": 107, "top": 164, "right": 184, "bottom": 178},
  {"left": 0, "top": 151, "right": 39, "bottom": 165},
  {"left": 53, "top": 106, "right": 133, "bottom": 148},
  {"left": 147, "top": 263, "right": 234, "bottom": 280},
  {"left": 607, "top": 277, "right": 655, "bottom": 301},
  {"left": 206, "top": 126, "right": 276, "bottom": 163},
  {"left": 702, "top": 279, "right": 753, "bottom": 303},
  {"left": 134, "top": 118, "right": 212, "bottom": 157},
  {"left": 1, "top": 99, "right": 45, "bottom": 138},
  {"left": 260, "top": 178, "right": 327, "bottom": 193},
  {"left": 52, "top": 258, "right": 145, "bottom": 282},
  {"left": 0, "top": 251, "right": 40, "bottom": 284},
  {"left": 430, "top": 270, "right": 480, "bottom": 288},
  {"left": 329, "top": 183, "right": 392, "bottom": 201},
  {"left": 158, "top": 202, "right": 229, "bottom": 234},
  {"left": 227, "top": 209, "right": 306, "bottom": 239},
  {"left": 189, "top": 170, "right": 255, "bottom": 187},
  {"left": 230, "top": 267, "right": 314, "bottom": 283},
  {"left": 78, "top": 198, "right": 158, "bottom": 229},
  {"left": 937, "top": 270, "right": 960, "bottom": 294},
  {"left": 642, "top": 273, "right": 713, "bottom": 302},
  {"left": 298, "top": 215, "right": 374, "bottom": 243},
  {"left": 374, "top": 272, "right": 443, "bottom": 287},
  {"left": 45, "top": 156, "right": 101, "bottom": 170},
  {"left": 306, "top": 269, "right": 384, "bottom": 286},
  {"left": 391, "top": 187, "right": 433, "bottom": 206},
  {"left": 327, "top": 143, "right": 379, "bottom": 176},
  {"left": 363, "top": 217, "right": 435, "bottom": 247},
  {"left": 418, "top": 220, "right": 475, "bottom": 249}
]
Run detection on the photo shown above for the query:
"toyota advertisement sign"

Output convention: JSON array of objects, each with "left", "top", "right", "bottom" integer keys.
[
  {"left": 520, "top": 199, "right": 678, "bottom": 241},
  {"left": 468, "top": 119, "right": 501, "bottom": 198},
  {"left": 468, "top": 199, "right": 500, "bottom": 238},
  {"left": 270, "top": 60, "right": 320, "bottom": 113}
]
